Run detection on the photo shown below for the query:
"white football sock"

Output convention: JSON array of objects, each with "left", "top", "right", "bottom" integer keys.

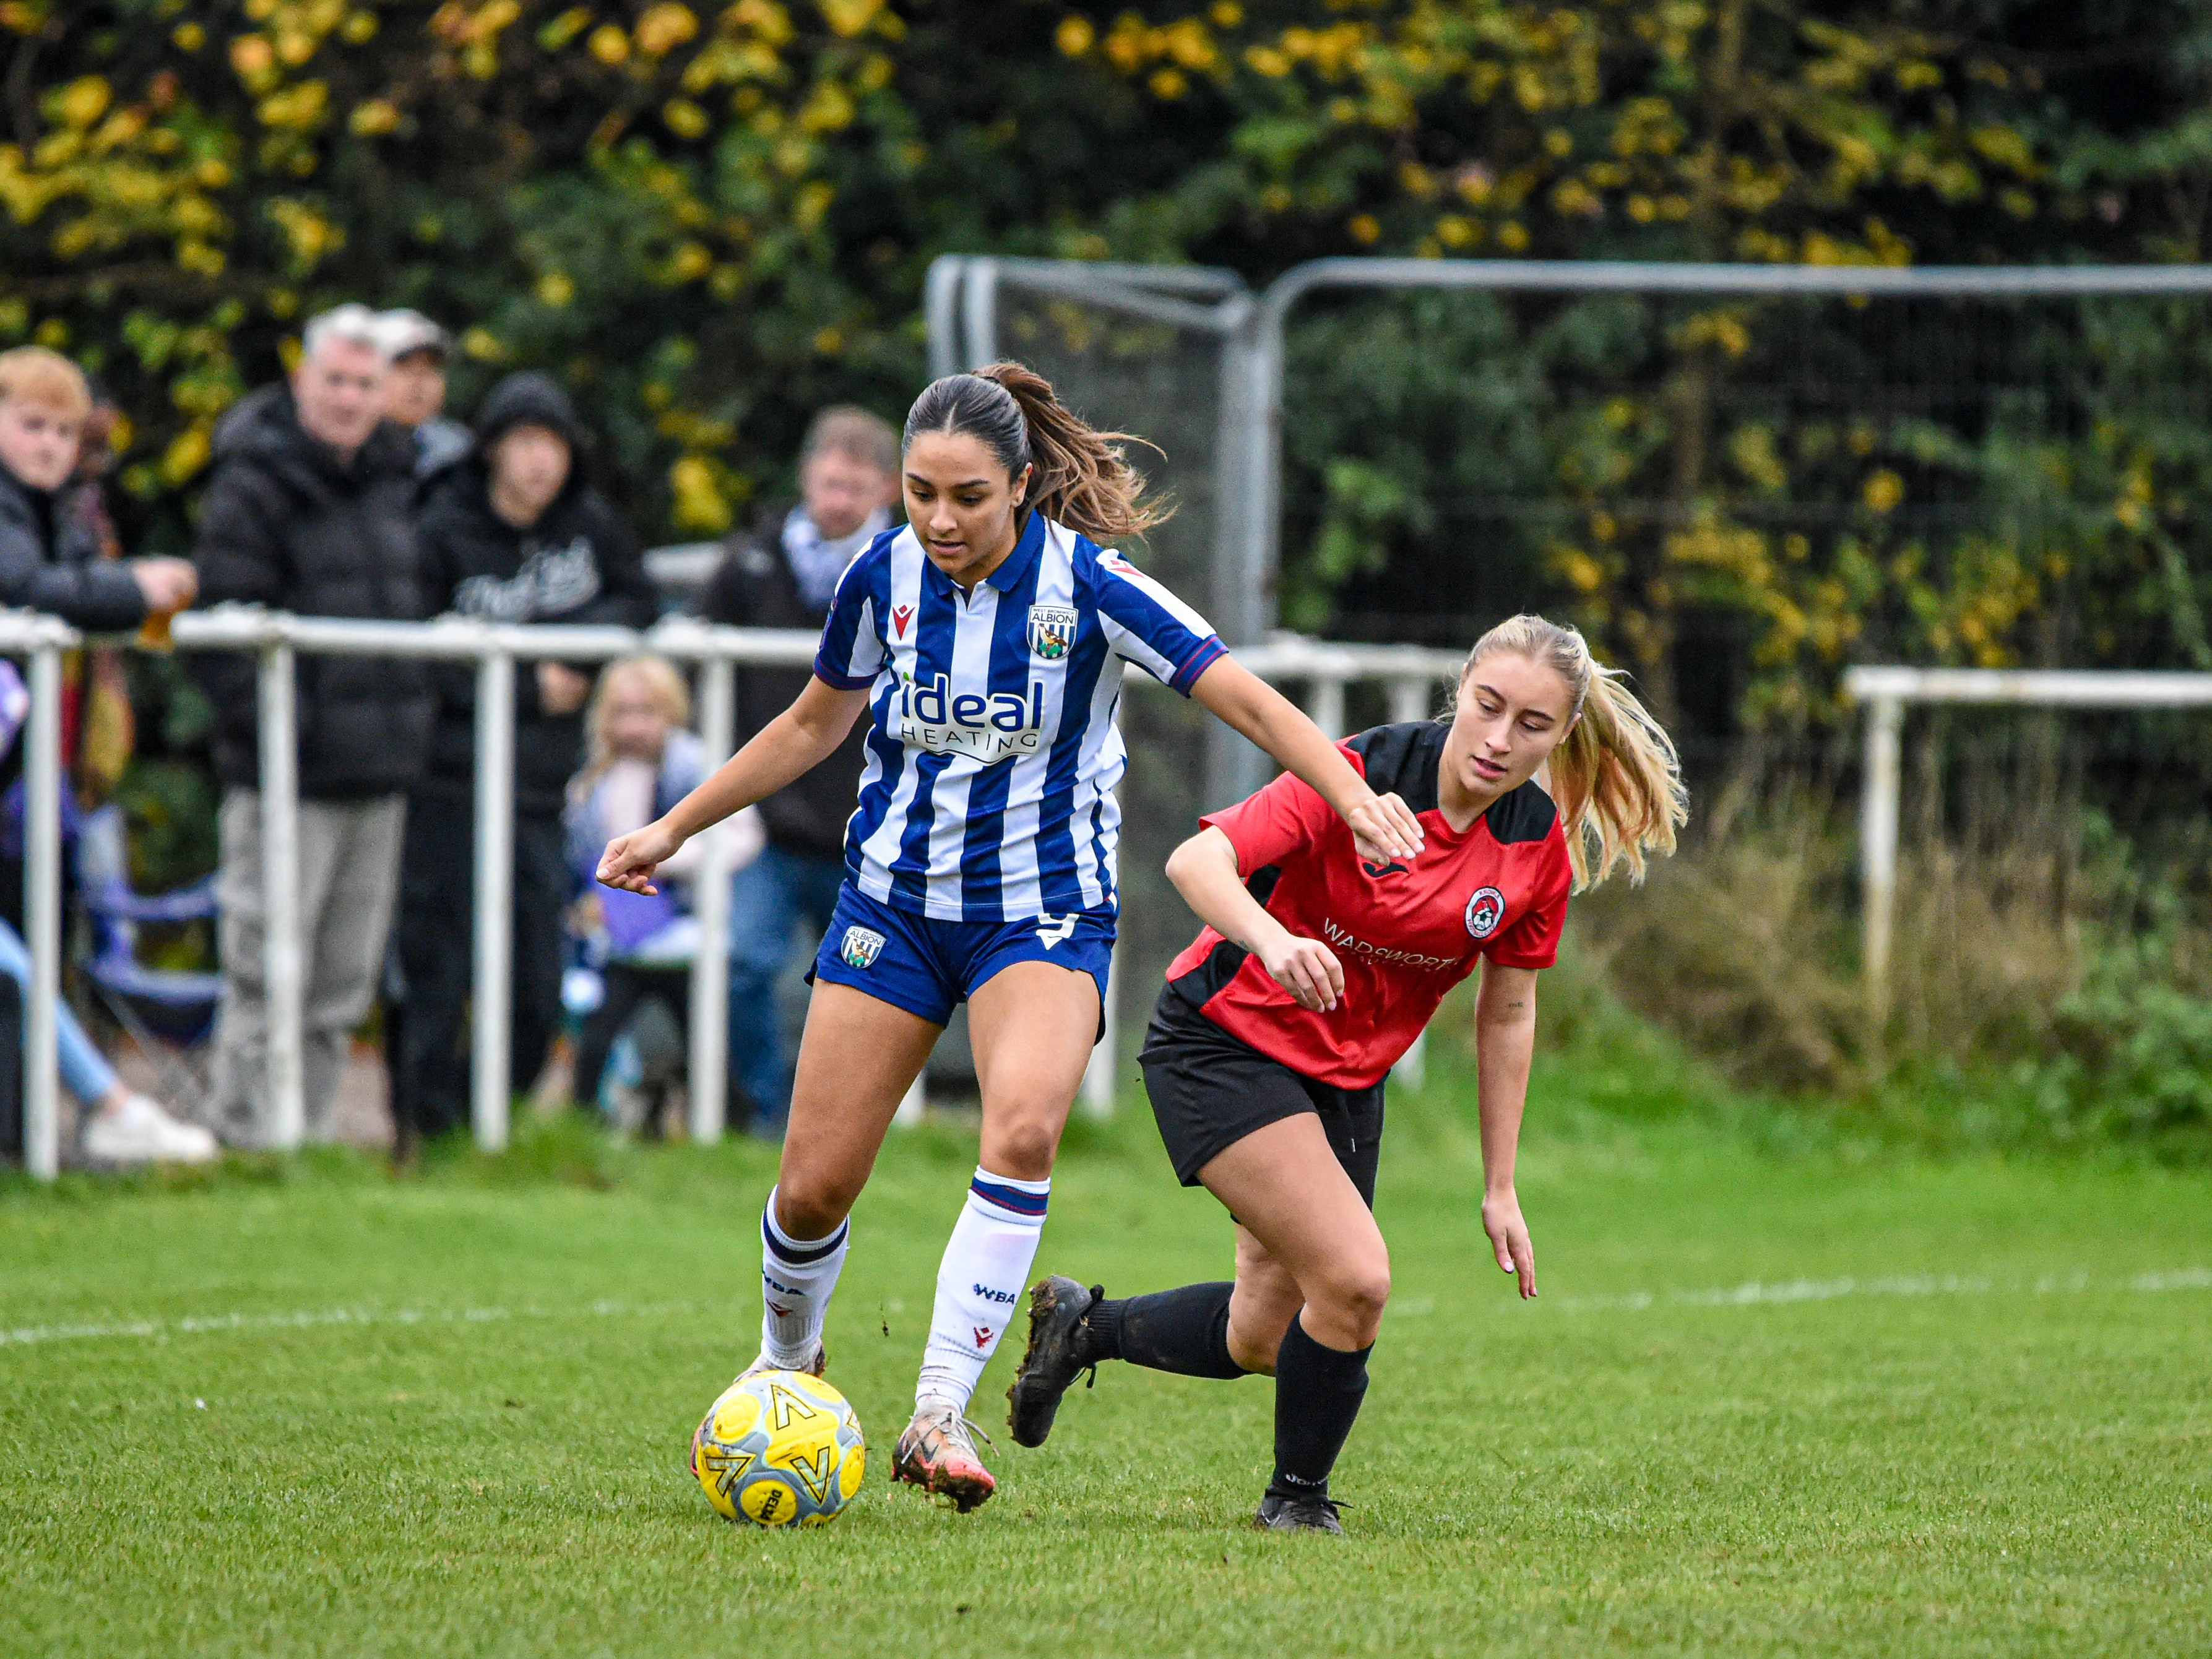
[
  {"left": 915, "top": 1168, "right": 1049, "bottom": 1412},
  {"left": 759, "top": 1187, "right": 849, "bottom": 1368}
]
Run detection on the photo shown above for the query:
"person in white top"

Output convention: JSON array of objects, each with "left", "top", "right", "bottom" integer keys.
[{"left": 564, "top": 657, "right": 761, "bottom": 1121}]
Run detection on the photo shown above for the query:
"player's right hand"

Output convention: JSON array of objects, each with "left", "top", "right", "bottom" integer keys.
[
  {"left": 129, "top": 558, "right": 198, "bottom": 613},
  {"left": 1257, "top": 931, "right": 1345, "bottom": 1012},
  {"left": 597, "top": 820, "right": 685, "bottom": 895}
]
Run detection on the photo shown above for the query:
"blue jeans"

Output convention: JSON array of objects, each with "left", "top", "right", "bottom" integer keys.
[
  {"left": 727, "top": 844, "right": 847, "bottom": 1129},
  {"left": 0, "top": 918, "right": 119, "bottom": 1107}
]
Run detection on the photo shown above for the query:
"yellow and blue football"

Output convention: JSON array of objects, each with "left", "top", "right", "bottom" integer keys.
[{"left": 689, "top": 1370, "right": 865, "bottom": 1527}]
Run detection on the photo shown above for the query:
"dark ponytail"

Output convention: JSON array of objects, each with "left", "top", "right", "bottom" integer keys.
[{"left": 902, "top": 361, "right": 1170, "bottom": 541}]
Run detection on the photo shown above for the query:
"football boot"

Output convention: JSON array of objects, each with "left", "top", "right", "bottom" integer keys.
[
  {"left": 1253, "top": 1491, "right": 1346, "bottom": 1534},
  {"left": 891, "top": 1397, "right": 997, "bottom": 1512},
  {"left": 1006, "top": 1275, "right": 1103, "bottom": 1447},
  {"left": 733, "top": 1341, "right": 827, "bottom": 1384}
]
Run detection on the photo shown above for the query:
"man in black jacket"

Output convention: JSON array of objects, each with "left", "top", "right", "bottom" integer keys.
[
  {"left": 701, "top": 405, "right": 896, "bottom": 1134},
  {"left": 392, "top": 371, "right": 657, "bottom": 1142},
  {"left": 192, "top": 305, "right": 436, "bottom": 1147}
]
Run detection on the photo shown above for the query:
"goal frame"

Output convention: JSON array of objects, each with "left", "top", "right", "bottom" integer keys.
[{"left": 931, "top": 254, "right": 2212, "bottom": 1023}]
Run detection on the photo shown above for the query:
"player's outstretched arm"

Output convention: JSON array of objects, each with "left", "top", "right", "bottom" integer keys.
[
  {"left": 1164, "top": 825, "right": 1347, "bottom": 1012},
  {"left": 597, "top": 677, "right": 869, "bottom": 894},
  {"left": 1474, "top": 959, "right": 1540, "bottom": 1299},
  {"left": 1188, "top": 656, "right": 1424, "bottom": 865}
]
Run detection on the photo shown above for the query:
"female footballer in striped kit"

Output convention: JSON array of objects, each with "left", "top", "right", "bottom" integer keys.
[
  {"left": 597, "top": 363, "right": 1425, "bottom": 1510},
  {"left": 1006, "top": 615, "right": 1686, "bottom": 1531}
]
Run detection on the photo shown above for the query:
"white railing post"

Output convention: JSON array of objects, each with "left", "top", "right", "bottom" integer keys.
[
  {"left": 1859, "top": 694, "right": 1903, "bottom": 1028},
  {"left": 688, "top": 656, "right": 734, "bottom": 1142},
  {"left": 257, "top": 638, "right": 306, "bottom": 1150},
  {"left": 472, "top": 645, "right": 515, "bottom": 1152},
  {"left": 1308, "top": 673, "right": 1347, "bottom": 741},
  {"left": 21, "top": 640, "right": 62, "bottom": 1179},
  {"left": 1388, "top": 676, "right": 1436, "bottom": 1089},
  {"left": 1388, "top": 674, "right": 1438, "bottom": 726},
  {"left": 893, "top": 1072, "right": 926, "bottom": 1127}
]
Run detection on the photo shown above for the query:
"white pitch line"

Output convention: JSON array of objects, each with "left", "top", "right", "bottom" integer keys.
[
  {"left": 0, "top": 1298, "right": 701, "bottom": 1350},
  {"left": 6, "top": 1270, "right": 2208, "bottom": 1351},
  {"left": 1549, "top": 1266, "right": 2212, "bottom": 1313}
]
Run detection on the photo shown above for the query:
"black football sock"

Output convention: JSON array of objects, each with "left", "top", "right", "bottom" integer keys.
[
  {"left": 1079, "top": 1282, "right": 1246, "bottom": 1379},
  {"left": 1266, "top": 1314, "right": 1372, "bottom": 1502}
]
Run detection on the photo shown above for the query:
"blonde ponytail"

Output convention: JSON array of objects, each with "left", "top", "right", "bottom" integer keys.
[{"left": 1464, "top": 614, "right": 1687, "bottom": 890}]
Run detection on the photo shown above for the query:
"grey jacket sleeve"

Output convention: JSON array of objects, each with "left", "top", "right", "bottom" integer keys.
[{"left": 0, "top": 492, "right": 147, "bottom": 631}]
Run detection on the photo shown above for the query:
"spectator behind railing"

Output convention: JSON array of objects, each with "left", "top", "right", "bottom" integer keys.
[
  {"left": 190, "top": 304, "right": 435, "bottom": 1148},
  {"left": 56, "top": 380, "right": 147, "bottom": 811},
  {"left": 0, "top": 355, "right": 214, "bottom": 1165},
  {"left": 701, "top": 405, "right": 897, "bottom": 1136},
  {"left": 373, "top": 309, "right": 470, "bottom": 481},
  {"left": 389, "top": 371, "right": 659, "bottom": 1149},
  {"left": 562, "top": 656, "right": 760, "bottom": 1130},
  {"left": 0, "top": 348, "right": 199, "bottom": 927},
  {"left": 0, "top": 350, "right": 200, "bottom": 781}
]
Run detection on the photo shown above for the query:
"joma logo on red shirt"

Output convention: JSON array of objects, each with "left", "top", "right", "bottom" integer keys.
[{"left": 1318, "top": 918, "right": 1459, "bottom": 972}]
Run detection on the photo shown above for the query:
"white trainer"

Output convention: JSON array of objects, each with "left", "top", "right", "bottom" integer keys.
[{"left": 82, "top": 1095, "right": 218, "bottom": 1165}]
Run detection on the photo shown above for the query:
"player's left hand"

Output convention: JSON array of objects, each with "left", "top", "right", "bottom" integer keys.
[
  {"left": 1344, "top": 790, "right": 1424, "bottom": 865},
  {"left": 1481, "top": 1187, "right": 1536, "bottom": 1299}
]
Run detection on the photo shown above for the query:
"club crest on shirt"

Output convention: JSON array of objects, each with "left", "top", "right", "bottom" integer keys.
[
  {"left": 1026, "top": 604, "right": 1079, "bottom": 660},
  {"left": 839, "top": 926, "right": 886, "bottom": 970},
  {"left": 1464, "top": 886, "right": 1506, "bottom": 941}
]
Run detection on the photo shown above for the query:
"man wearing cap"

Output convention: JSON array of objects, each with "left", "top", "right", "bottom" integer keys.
[
  {"left": 392, "top": 370, "right": 657, "bottom": 1146},
  {"left": 374, "top": 309, "right": 470, "bottom": 478}
]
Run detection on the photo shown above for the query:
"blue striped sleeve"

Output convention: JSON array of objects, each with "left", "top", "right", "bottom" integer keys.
[
  {"left": 811, "top": 540, "right": 888, "bottom": 691},
  {"left": 1090, "top": 546, "right": 1225, "bottom": 697}
]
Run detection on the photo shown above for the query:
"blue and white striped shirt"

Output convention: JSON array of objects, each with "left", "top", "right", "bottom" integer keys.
[{"left": 813, "top": 511, "right": 1225, "bottom": 922}]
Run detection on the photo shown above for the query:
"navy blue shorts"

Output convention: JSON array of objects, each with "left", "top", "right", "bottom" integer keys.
[{"left": 809, "top": 884, "right": 1115, "bottom": 1029}]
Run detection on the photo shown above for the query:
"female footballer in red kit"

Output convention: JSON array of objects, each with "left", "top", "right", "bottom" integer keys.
[{"left": 1004, "top": 614, "right": 1688, "bottom": 1531}]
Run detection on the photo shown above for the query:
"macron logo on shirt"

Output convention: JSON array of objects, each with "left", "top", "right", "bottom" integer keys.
[{"left": 897, "top": 671, "right": 1047, "bottom": 763}]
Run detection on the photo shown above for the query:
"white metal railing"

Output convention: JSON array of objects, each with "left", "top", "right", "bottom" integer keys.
[
  {"left": 1841, "top": 664, "right": 2212, "bottom": 1023},
  {"left": 4, "top": 606, "right": 1464, "bottom": 1177}
]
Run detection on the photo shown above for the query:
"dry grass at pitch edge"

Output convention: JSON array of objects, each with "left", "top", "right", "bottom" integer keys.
[
  {"left": 1562, "top": 783, "right": 2212, "bottom": 1158},
  {"left": 3, "top": 1064, "right": 2210, "bottom": 1658}
]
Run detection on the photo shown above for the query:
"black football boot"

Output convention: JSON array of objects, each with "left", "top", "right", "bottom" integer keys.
[
  {"left": 1006, "top": 1275, "right": 1103, "bottom": 1447},
  {"left": 1253, "top": 1490, "right": 1346, "bottom": 1534}
]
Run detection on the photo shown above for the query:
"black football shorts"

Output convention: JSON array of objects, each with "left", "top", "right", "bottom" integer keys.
[{"left": 1138, "top": 985, "right": 1385, "bottom": 1205}]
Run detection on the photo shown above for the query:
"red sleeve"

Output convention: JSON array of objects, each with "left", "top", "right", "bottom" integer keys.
[
  {"left": 1485, "top": 829, "right": 1572, "bottom": 970},
  {"left": 1198, "top": 744, "right": 1359, "bottom": 876}
]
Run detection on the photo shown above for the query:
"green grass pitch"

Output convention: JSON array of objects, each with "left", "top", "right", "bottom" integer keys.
[{"left": 4, "top": 1049, "right": 2208, "bottom": 1657}]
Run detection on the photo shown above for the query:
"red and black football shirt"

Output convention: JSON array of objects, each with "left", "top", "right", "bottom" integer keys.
[{"left": 1162, "top": 721, "right": 1572, "bottom": 1090}]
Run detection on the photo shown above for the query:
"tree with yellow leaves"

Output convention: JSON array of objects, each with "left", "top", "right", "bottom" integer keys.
[{"left": 2, "top": 0, "right": 2209, "bottom": 738}]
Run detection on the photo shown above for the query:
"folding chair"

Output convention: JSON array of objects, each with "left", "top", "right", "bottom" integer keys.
[{"left": 73, "top": 805, "right": 223, "bottom": 1117}]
